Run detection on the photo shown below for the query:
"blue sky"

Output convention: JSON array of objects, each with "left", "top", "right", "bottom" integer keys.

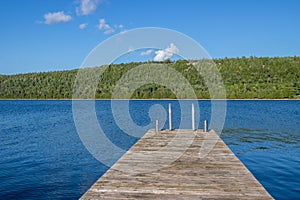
[{"left": 0, "top": 0, "right": 299, "bottom": 74}]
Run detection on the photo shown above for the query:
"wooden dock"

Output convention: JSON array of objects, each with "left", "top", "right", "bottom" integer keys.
[{"left": 81, "top": 129, "right": 273, "bottom": 199}]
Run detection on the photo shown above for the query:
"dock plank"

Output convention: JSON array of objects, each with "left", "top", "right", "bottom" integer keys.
[{"left": 81, "top": 130, "right": 273, "bottom": 199}]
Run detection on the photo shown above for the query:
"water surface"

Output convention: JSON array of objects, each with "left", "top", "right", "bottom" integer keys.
[{"left": 0, "top": 100, "right": 299, "bottom": 199}]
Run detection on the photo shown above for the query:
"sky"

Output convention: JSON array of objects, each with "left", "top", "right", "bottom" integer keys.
[{"left": 0, "top": 0, "right": 299, "bottom": 74}]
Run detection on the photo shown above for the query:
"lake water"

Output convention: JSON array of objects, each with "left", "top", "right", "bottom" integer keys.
[{"left": 0, "top": 100, "right": 299, "bottom": 199}]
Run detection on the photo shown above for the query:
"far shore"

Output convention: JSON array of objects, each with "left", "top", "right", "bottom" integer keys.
[{"left": 0, "top": 98, "right": 299, "bottom": 101}]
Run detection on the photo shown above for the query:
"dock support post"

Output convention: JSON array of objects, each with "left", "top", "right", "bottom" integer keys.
[
  {"left": 192, "top": 103, "right": 195, "bottom": 130},
  {"left": 169, "top": 103, "right": 172, "bottom": 130},
  {"left": 204, "top": 120, "right": 208, "bottom": 132},
  {"left": 156, "top": 120, "right": 159, "bottom": 133}
]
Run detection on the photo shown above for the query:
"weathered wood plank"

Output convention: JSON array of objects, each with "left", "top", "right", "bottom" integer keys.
[{"left": 81, "top": 130, "right": 273, "bottom": 199}]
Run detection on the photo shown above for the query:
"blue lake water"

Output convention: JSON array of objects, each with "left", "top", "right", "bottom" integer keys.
[{"left": 0, "top": 100, "right": 299, "bottom": 199}]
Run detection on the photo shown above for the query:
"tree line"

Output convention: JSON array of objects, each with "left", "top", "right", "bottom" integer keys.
[{"left": 0, "top": 56, "right": 299, "bottom": 99}]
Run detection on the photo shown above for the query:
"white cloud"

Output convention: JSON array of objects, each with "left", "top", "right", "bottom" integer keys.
[
  {"left": 127, "top": 48, "right": 135, "bottom": 53},
  {"left": 43, "top": 11, "right": 72, "bottom": 25},
  {"left": 153, "top": 43, "right": 179, "bottom": 61},
  {"left": 120, "top": 30, "right": 128, "bottom": 35},
  {"left": 97, "top": 18, "right": 115, "bottom": 34},
  {"left": 79, "top": 23, "right": 88, "bottom": 29},
  {"left": 96, "top": 19, "right": 124, "bottom": 34},
  {"left": 77, "top": 0, "right": 100, "bottom": 15},
  {"left": 141, "top": 49, "right": 153, "bottom": 56}
]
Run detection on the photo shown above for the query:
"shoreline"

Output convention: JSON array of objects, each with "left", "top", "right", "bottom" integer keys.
[{"left": 0, "top": 98, "right": 299, "bottom": 101}]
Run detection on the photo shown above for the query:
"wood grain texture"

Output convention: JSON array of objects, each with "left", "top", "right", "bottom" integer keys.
[{"left": 81, "top": 130, "right": 273, "bottom": 199}]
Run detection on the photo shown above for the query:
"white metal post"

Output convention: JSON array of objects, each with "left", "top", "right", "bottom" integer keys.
[
  {"left": 169, "top": 103, "right": 172, "bottom": 130},
  {"left": 204, "top": 120, "right": 208, "bottom": 132},
  {"left": 156, "top": 120, "right": 159, "bottom": 133},
  {"left": 192, "top": 103, "right": 195, "bottom": 130}
]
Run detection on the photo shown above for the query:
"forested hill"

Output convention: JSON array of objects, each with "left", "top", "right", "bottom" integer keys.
[{"left": 0, "top": 56, "right": 299, "bottom": 99}]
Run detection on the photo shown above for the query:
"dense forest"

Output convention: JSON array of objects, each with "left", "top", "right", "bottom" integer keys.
[{"left": 0, "top": 56, "right": 299, "bottom": 99}]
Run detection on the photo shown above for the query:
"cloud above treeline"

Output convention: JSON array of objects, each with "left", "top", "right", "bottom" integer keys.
[
  {"left": 154, "top": 43, "right": 179, "bottom": 61},
  {"left": 141, "top": 49, "right": 153, "bottom": 56},
  {"left": 43, "top": 11, "right": 72, "bottom": 25},
  {"left": 138, "top": 44, "right": 179, "bottom": 61}
]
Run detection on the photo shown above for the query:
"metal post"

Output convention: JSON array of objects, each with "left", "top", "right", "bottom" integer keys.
[
  {"left": 169, "top": 103, "right": 172, "bottom": 130},
  {"left": 156, "top": 120, "right": 159, "bottom": 133},
  {"left": 204, "top": 120, "right": 208, "bottom": 132},
  {"left": 192, "top": 103, "right": 195, "bottom": 130}
]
